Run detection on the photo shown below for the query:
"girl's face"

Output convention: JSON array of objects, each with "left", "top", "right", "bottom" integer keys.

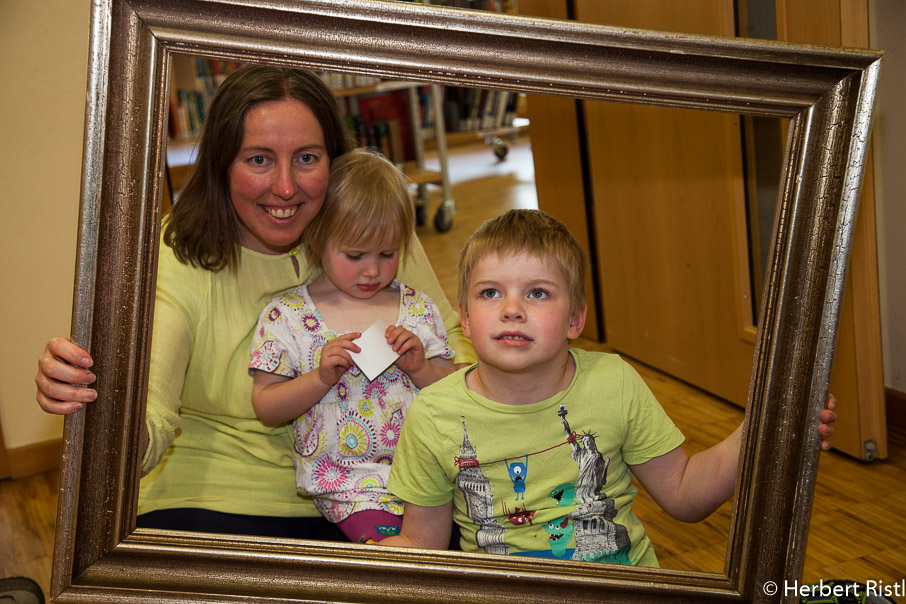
[
  {"left": 227, "top": 97, "right": 329, "bottom": 254},
  {"left": 319, "top": 235, "right": 401, "bottom": 300}
]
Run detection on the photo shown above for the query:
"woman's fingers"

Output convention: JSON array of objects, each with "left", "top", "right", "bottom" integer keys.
[
  {"left": 45, "top": 337, "right": 93, "bottom": 369},
  {"left": 35, "top": 337, "right": 97, "bottom": 414}
]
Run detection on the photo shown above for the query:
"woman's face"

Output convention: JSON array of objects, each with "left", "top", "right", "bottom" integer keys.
[{"left": 228, "top": 97, "right": 329, "bottom": 254}]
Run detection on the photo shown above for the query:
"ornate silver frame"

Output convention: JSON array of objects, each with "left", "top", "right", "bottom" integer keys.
[{"left": 53, "top": 0, "right": 881, "bottom": 602}]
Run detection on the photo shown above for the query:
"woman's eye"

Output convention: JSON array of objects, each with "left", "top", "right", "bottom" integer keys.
[
  {"left": 528, "top": 289, "right": 548, "bottom": 300},
  {"left": 297, "top": 153, "right": 316, "bottom": 165},
  {"left": 249, "top": 155, "right": 268, "bottom": 166}
]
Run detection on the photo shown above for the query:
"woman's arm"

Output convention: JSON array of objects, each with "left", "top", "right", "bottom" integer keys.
[
  {"left": 33, "top": 250, "right": 196, "bottom": 471},
  {"left": 141, "top": 244, "right": 202, "bottom": 473}
]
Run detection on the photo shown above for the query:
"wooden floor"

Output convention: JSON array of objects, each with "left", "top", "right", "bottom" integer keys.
[{"left": 2, "top": 137, "right": 904, "bottom": 599}]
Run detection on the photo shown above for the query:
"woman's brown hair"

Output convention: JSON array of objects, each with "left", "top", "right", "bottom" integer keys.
[{"left": 164, "top": 65, "right": 354, "bottom": 272}]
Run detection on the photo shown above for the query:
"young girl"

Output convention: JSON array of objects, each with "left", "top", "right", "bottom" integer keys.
[{"left": 249, "top": 148, "right": 456, "bottom": 543}]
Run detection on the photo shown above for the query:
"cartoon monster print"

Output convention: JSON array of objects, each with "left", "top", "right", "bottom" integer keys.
[
  {"left": 505, "top": 456, "right": 529, "bottom": 500},
  {"left": 502, "top": 501, "right": 536, "bottom": 527},
  {"left": 549, "top": 483, "right": 576, "bottom": 507},
  {"left": 544, "top": 516, "right": 574, "bottom": 559}
]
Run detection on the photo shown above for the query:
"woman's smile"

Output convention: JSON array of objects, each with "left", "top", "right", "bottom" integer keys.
[{"left": 263, "top": 204, "right": 300, "bottom": 220}]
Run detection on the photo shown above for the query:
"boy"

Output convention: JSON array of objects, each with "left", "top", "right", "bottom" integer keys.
[{"left": 382, "top": 209, "right": 831, "bottom": 566}]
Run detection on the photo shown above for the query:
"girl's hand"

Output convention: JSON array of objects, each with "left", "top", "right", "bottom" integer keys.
[
  {"left": 386, "top": 326, "right": 426, "bottom": 376},
  {"left": 35, "top": 337, "right": 97, "bottom": 415},
  {"left": 318, "top": 333, "right": 361, "bottom": 387}
]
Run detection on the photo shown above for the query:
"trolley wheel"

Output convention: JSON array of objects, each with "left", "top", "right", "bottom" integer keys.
[
  {"left": 415, "top": 200, "right": 427, "bottom": 227},
  {"left": 0, "top": 577, "right": 45, "bottom": 604},
  {"left": 414, "top": 190, "right": 428, "bottom": 226},
  {"left": 434, "top": 202, "right": 454, "bottom": 233},
  {"left": 488, "top": 136, "right": 508, "bottom": 161}
]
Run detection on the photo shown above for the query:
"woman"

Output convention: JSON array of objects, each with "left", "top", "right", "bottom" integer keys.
[{"left": 35, "top": 65, "right": 474, "bottom": 539}]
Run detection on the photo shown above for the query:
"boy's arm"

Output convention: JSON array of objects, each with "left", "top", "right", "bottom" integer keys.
[
  {"left": 630, "top": 424, "right": 743, "bottom": 523},
  {"left": 632, "top": 393, "right": 838, "bottom": 523},
  {"left": 377, "top": 501, "right": 453, "bottom": 550}
]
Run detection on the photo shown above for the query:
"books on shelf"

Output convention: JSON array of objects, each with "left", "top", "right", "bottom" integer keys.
[
  {"left": 338, "top": 88, "right": 416, "bottom": 165},
  {"left": 443, "top": 87, "right": 519, "bottom": 134},
  {"left": 401, "top": 0, "right": 514, "bottom": 10},
  {"left": 319, "top": 72, "right": 381, "bottom": 92},
  {"left": 168, "top": 58, "right": 241, "bottom": 139}
]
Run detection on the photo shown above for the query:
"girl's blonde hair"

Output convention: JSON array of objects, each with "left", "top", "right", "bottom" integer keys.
[
  {"left": 304, "top": 148, "right": 414, "bottom": 267},
  {"left": 457, "top": 209, "right": 588, "bottom": 315}
]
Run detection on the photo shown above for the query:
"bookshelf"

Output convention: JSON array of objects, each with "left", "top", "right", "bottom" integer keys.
[
  {"left": 400, "top": 0, "right": 526, "bottom": 159},
  {"left": 330, "top": 77, "right": 455, "bottom": 232}
]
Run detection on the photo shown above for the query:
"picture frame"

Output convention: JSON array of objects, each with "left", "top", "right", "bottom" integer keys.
[{"left": 53, "top": 0, "right": 881, "bottom": 601}]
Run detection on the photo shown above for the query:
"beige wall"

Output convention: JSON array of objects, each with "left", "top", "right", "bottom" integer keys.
[
  {"left": 871, "top": 0, "right": 906, "bottom": 394},
  {"left": 0, "top": 1, "right": 89, "bottom": 449}
]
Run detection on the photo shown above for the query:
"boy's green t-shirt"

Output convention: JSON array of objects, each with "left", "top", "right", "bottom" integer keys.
[{"left": 388, "top": 348, "right": 685, "bottom": 566}]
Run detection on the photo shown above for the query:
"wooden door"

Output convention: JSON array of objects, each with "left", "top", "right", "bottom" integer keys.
[
  {"left": 0, "top": 417, "right": 10, "bottom": 479},
  {"left": 577, "top": 0, "right": 756, "bottom": 406}
]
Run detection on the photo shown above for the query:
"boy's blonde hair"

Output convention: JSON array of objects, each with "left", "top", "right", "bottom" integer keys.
[
  {"left": 304, "top": 148, "right": 414, "bottom": 267},
  {"left": 457, "top": 209, "right": 588, "bottom": 314}
]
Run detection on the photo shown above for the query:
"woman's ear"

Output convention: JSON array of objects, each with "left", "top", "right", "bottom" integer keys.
[
  {"left": 567, "top": 303, "right": 587, "bottom": 340},
  {"left": 458, "top": 304, "right": 471, "bottom": 339}
]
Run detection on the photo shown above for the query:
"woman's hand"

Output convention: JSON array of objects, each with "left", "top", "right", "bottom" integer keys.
[{"left": 35, "top": 337, "right": 97, "bottom": 415}]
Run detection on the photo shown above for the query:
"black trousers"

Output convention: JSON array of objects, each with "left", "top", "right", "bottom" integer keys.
[{"left": 136, "top": 508, "right": 462, "bottom": 549}]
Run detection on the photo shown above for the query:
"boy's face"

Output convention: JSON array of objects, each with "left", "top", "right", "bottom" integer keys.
[{"left": 459, "top": 251, "right": 586, "bottom": 375}]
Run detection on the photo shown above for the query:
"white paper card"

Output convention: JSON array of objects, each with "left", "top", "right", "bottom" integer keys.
[{"left": 348, "top": 320, "right": 399, "bottom": 381}]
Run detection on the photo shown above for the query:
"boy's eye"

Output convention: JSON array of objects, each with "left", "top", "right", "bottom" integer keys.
[
  {"left": 479, "top": 288, "right": 500, "bottom": 299},
  {"left": 528, "top": 289, "right": 549, "bottom": 300}
]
